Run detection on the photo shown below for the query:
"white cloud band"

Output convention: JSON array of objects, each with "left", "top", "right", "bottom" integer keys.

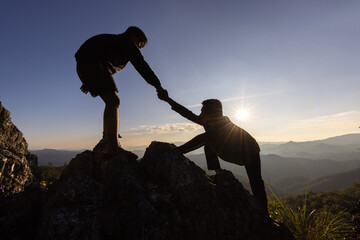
[{"left": 128, "top": 123, "right": 202, "bottom": 135}]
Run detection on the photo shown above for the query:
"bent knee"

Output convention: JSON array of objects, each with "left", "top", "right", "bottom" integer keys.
[
  {"left": 112, "top": 95, "right": 120, "bottom": 107},
  {"left": 101, "top": 92, "right": 120, "bottom": 107}
]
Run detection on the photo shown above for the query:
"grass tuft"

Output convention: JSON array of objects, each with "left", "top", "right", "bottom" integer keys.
[{"left": 266, "top": 183, "right": 354, "bottom": 239}]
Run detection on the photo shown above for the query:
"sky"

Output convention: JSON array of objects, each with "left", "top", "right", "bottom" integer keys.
[{"left": 0, "top": 0, "right": 359, "bottom": 150}]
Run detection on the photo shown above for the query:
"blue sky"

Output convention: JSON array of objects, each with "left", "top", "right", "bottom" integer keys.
[{"left": 1, "top": 0, "right": 359, "bottom": 150}]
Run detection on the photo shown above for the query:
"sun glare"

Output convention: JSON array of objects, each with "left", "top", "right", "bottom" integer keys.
[{"left": 236, "top": 109, "right": 249, "bottom": 121}]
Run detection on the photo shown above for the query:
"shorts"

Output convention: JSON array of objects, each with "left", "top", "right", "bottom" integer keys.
[{"left": 76, "top": 57, "right": 118, "bottom": 97}]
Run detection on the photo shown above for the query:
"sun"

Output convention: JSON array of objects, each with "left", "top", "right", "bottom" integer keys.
[{"left": 235, "top": 109, "right": 249, "bottom": 121}]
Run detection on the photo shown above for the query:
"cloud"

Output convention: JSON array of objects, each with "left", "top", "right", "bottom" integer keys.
[{"left": 127, "top": 123, "right": 202, "bottom": 135}]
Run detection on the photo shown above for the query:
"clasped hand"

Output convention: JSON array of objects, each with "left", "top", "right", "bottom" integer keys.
[{"left": 156, "top": 87, "right": 169, "bottom": 101}]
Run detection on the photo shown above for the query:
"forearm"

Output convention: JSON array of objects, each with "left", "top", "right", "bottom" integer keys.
[
  {"left": 166, "top": 97, "right": 202, "bottom": 125},
  {"left": 131, "top": 57, "right": 161, "bottom": 88},
  {"left": 139, "top": 64, "right": 161, "bottom": 88},
  {"left": 178, "top": 133, "right": 207, "bottom": 154}
]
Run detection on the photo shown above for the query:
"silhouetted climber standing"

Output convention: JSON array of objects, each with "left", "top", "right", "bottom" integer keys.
[
  {"left": 75, "top": 26, "right": 166, "bottom": 154},
  {"left": 158, "top": 92, "right": 268, "bottom": 212}
]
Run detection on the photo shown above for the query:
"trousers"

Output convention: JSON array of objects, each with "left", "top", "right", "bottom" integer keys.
[{"left": 204, "top": 145, "right": 268, "bottom": 212}]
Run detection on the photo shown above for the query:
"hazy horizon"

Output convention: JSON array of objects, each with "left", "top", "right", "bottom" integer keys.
[{"left": 27, "top": 133, "right": 360, "bottom": 151}]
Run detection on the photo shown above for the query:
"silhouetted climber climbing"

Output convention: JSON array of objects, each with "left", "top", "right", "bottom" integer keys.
[
  {"left": 158, "top": 92, "right": 268, "bottom": 212},
  {"left": 75, "top": 26, "right": 166, "bottom": 154}
]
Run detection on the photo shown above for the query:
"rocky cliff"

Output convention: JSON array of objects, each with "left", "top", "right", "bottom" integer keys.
[
  {"left": 0, "top": 102, "right": 38, "bottom": 196},
  {"left": 0, "top": 102, "right": 40, "bottom": 240},
  {"left": 38, "top": 142, "right": 294, "bottom": 240}
]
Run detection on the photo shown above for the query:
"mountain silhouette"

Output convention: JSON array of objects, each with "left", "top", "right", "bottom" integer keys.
[{"left": 261, "top": 134, "right": 360, "bottom": 161}]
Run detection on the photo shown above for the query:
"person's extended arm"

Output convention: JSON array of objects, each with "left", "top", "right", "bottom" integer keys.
[
  {"left": 129, "top": 48, "right": 162, "bottom": 89},
  {"left": 158, "top": 91, "right": 202, "bottom": 125},
  {"left": 178, "top": 133, "right": 207, "bottom": 154}
]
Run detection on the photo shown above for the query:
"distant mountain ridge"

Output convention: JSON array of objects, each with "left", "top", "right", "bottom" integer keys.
[
  {"left": 313, "top": 133, "right": 360, "bottom": 145},
  {"left": 188, "top": 153, "right": 360, "bottom": 183},
  {"left": 280, "top": 167, "right": 360, "bottom": 195},
  {"left": 260, "top": 133, "right": 360, "bottom": 161},
  {"left": 187, "top": 150, "right": 360, "bottom": 196}
]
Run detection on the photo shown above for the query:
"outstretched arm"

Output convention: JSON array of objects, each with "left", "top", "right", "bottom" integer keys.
[
  {"left": 158, "top": 90, "right": 202, "bottom": 125},
  {"left": 178, "top": 133, "right": 207, "bottom": 154},
  {"left": 129, "top": 47, "right": 163, "bottom": 92}
]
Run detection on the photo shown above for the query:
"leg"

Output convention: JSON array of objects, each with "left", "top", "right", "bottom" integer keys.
[
  {"left": 204, "top": 144, "right": 221, "bottom": 171},
  {"left": 245, "top": 154, "right": 268, "bottom": 213},
  {"left": 99, "top": 91, "right": 121, "bottom": 152}
]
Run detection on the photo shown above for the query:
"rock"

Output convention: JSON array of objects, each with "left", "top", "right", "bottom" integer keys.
[
  {"left": 39, "top": 141, "right": 294, "bottom": 240},
  {"left": 38, "top": 148, "right": 167, "bottom": 240},
  {"left": 141, "top": 142, "right": 293, "bottom": 240},
  {"left": 0, "top": 102, "right": 40, "bottom": 240},
  {"left": 0, "top": 102, "right": 28, "bottom": 156},
  {"left": 0, "top": 102, "right": 38, "bottom": 196}
]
